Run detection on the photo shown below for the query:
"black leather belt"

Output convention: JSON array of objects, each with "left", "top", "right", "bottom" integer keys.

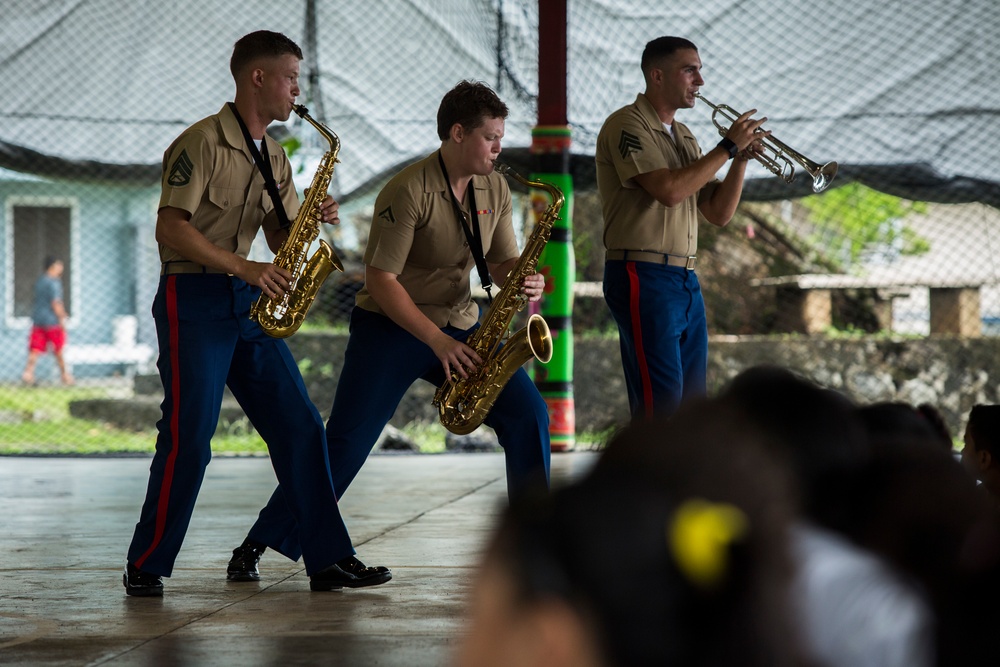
[{"left": 606, "top": 250, "right": 696, "bottom": 270}]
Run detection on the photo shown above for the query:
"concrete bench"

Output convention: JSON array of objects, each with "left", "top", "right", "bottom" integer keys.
[{"left": 753, "top": 274, "right": 986, "bottom": 336}]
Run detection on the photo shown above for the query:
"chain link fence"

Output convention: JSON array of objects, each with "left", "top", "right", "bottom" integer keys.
[{"left": 1, "top": 0, "right": 998, "bottom": 450}]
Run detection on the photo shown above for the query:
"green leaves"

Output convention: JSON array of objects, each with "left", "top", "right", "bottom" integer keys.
[{"left": 802, "top": 183, "right": 929, "bottom": 264}]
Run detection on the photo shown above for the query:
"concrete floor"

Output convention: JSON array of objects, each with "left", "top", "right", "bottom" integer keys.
[{"left": 0, "top": 451, "right": 597, "bottom": 666}]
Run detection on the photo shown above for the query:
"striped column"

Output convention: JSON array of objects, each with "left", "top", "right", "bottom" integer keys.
[{"left": 531, "top": 125, "right": 575, "bottom": 452}]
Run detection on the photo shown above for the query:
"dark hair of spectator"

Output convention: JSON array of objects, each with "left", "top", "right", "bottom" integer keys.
[
  {"left": 484, "top": 397, "right": 806, "bottom": 666},
  {"left": 858, "top": 401, "right": 953, "bottom": 451},
  {"left": 720, "top": 365, "right": 869, "bottom": 534},
  {"left": 968, "top": 404, "right": 1000, "bottom": 459}
]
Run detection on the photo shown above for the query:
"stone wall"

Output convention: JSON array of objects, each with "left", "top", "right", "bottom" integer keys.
[
  {"left": 709, "top": 335, "right": 1000, "bottom": 437},
  {"left": 287, "top": 332, "right": 1000, "bottom": 439}
]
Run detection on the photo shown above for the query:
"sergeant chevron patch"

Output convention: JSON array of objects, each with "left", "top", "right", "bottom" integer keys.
[
  {"left": 167, "top": 149, "right": 194, "bottom": 186},
  {"left": 618, "top": 130, "right": 642, "bottom": 159}
]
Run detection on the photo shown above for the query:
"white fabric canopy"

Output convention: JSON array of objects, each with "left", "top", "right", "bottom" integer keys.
[{"left": 1, "top": 0, "right": 997, "bottom": 205}]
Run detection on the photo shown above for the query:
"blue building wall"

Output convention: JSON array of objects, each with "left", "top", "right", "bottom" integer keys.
[{"left": 0, "top": 170, "right": 160, "bottom": 381}]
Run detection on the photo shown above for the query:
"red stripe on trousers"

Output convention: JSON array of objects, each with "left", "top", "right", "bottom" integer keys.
[
  {"left": 626, "top": 262, "right": 654, "bottom": 417},
  {"left": 136, "top": 276, "right": 181, "bottom": 569}
]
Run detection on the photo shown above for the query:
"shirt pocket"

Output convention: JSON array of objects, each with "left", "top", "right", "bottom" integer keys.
[{"left": 207, "top": 185, "right": 246, "bottom": 212}]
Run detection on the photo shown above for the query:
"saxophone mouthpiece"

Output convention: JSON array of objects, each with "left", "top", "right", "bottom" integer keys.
[
  {"left": 493, "top": 162, "right": 508, "bottom": 175},
  {"left": 292, "top": 104, "right": 308, "bottom": 118}
]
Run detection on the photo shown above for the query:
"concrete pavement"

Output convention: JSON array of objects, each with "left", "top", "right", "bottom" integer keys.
[{"left": 0, "top": 451, "right": 597, "bottom": 666}]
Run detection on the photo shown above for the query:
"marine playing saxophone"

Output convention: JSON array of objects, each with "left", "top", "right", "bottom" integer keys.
[{"left": 432, "top": 163, "right": 562, "bottom": 434}]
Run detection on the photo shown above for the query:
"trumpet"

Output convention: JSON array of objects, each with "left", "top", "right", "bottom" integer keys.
[{"left": 695, "top": 92, "right": 838, "bottom": 193}]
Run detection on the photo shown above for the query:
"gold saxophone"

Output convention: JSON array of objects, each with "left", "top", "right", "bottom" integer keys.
[
  {"left": 432, "top": 163, "right": 563, "bottom": 435},
  {"left": 250, "top": 104, "right": 345, "bottom": 338}
]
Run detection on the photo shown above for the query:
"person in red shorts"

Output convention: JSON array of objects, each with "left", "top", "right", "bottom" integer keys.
[{"left": 22, "top": 256, "right": 72, "bottom": 386}]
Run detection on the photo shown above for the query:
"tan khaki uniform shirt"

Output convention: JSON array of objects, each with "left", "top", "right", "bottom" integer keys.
[
  {"left": 356, "top": 151, "right": 518, "bottom": 330},
  {"left": 596, "top": 93, "right": 719, "bottom": 255},
  {"left": 157, "top": 104, "right": 300, "bottom": 262}
]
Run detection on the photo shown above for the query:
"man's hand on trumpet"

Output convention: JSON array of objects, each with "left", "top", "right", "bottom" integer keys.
[
  {"left": 724, "top": 109, "right": 770, "bottom": 157},
  {"left": 737, "top": 138, "right": 768, "bottom": 162}
]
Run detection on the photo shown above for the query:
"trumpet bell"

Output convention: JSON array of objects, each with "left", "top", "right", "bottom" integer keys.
[{"left": 809, "top": 161, "right": 839, "bottom": 193}]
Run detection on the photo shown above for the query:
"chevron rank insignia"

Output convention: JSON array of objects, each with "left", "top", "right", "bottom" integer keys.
[
  {"left": 377, "top": 205, "right": 396, "bottom": 225},
  {"left": 167, "top": 149, "right": 194, "bottom": 186},
  {"left": 618, "top": 130, "right": 642, "bottom": 159}
]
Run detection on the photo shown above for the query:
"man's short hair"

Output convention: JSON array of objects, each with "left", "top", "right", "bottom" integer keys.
[
  {"left": 968, "top": 404, "right": 1000, "bottom": 459},
  {"left": 230, "top": 30, "right": 303, "bottom": 80},
  {"left": 43, "top": 256, "right": 60, "bottom": 271},
  {"left": 641, "top": 36, "right": 698, "bottom": 79},
  {"left": 436, "top": 81, "right": 509, "bottom": 141}
]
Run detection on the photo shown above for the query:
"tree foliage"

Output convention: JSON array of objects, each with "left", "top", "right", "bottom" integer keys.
[{"left": 801, "top": 183, "right": 930, "bottom": 264}]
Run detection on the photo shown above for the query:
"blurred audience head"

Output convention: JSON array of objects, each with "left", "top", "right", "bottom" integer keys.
[
  {"left": 962, "top": 404, "right": 1000, "bottom": 485},
  {"left": 854, "top": 432, "right": 1000, "bottom": 666},
  {"left": 858, "top": 401, "right": 953, "bottom": 451},
  {"left": 845, "top": 399, "right": 1000, "bottom": 666},
  {"left": 455, "top": 397, "right": 808, "bottom": 667},
  {"left": 719, "top": 365, "right": 869, "bottom": 534}
]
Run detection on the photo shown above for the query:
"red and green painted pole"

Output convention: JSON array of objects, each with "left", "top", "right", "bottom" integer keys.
[{"left": 531, "top": 0, "right": 575, "bottom": 451}]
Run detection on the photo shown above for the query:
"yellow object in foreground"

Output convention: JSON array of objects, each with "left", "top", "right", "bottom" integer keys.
[{"left": 668, "top": 498, "right": 749, "bottom": 589}]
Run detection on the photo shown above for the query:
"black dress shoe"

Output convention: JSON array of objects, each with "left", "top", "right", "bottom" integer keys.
[
  {"left": 227, "top": 541, "right": 266, "bottom": 581},
  {"left": 123, "top": 563, "right": 163, "bottom": 597},
  {"left": 310, "top": 556, "right": 392, "bottom": 591}
]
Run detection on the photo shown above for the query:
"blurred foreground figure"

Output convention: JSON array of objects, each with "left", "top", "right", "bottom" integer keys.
[
  {"left": 724, "top": 365, "right": 1000, "bottom": 667},
  {"left": 857, "top": 402, "right": 1000, "bottom": 667},
  {"left": 455, "top": 397, "right": 810, "bottom": 667},
  {"left": 858, "top": 400, "right": 953, "bottom": 452},
  {"left": 722, "top": 366, "right": 934, "bottom": 667},
  {"left": 962, "top": 404, "right": 1000, "bottom": 509}
]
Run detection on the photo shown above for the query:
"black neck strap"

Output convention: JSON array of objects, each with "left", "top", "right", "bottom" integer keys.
[
  {"left": 437, "top": 151, "right": 493, "bottom": 303},
  {"left": 228, "top": 102, "right": 291, "bottom": 230}
]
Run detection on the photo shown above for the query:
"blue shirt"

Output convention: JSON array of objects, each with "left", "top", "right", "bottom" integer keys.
[{"left": 32, "top": 274, "right": 63, "bottom": 326}]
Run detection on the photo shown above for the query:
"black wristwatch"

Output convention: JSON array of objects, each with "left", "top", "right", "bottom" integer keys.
[{"left": 717, "top": 137, "right": 739, "bottom": 159}]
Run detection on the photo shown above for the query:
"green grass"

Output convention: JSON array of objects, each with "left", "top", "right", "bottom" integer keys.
[
  {"left": 0, "top": 384, "right": 270, "bottom": 456},
  {"left": 0, "top": 420, "right": 153, "bottom": 455},
  {"left": 0, "top": 385, "right": 150, "bottom": 454},
  {"left": 0, "top": 384, "right": 109, "bottom": 420},
  {"left": 0, "top": 383, "right": 450, "bottom": 456},
  {"left": 0, "top": 384, "right": 607, "bottom": 456}
]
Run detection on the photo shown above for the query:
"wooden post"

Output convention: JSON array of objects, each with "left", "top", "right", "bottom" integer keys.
[{"left": 930, "top": 287, "right": 981, "bottom": 336}]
